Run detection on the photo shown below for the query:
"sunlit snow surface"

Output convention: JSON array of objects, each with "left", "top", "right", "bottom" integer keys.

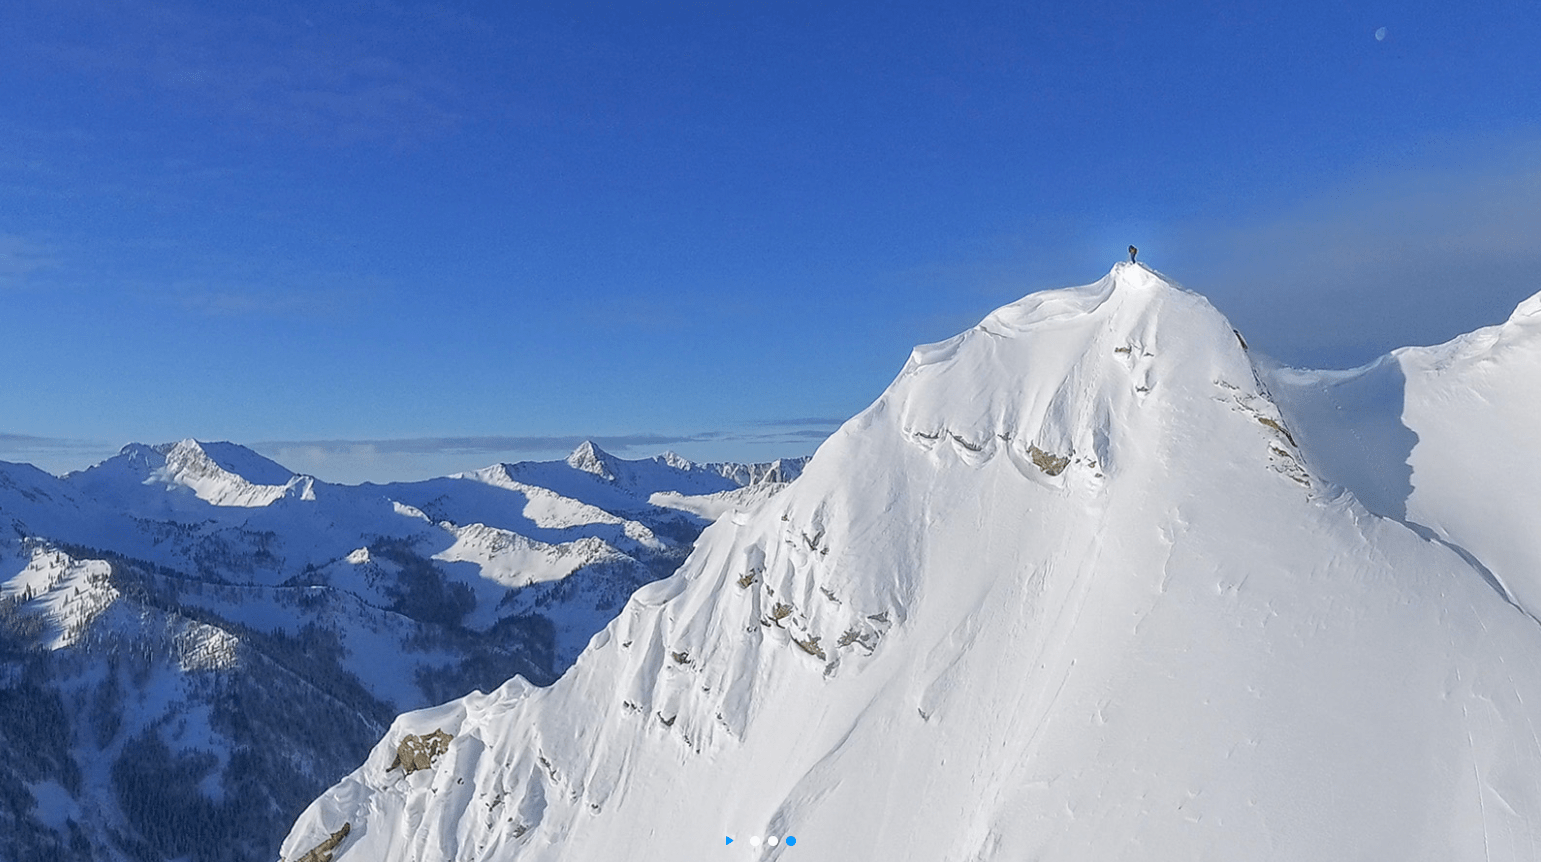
[{"left": 282, "top": 263, "right": 1541, "bottom": 860}]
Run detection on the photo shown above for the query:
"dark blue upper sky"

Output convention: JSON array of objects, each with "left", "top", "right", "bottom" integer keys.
[{"left": 4, "top": 1, "right": 1539, "bottom": 482}]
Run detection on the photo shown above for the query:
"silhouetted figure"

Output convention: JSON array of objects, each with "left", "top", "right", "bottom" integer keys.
[{"left": 1129, "top": 245, "right": 1138, "bottom": 263}]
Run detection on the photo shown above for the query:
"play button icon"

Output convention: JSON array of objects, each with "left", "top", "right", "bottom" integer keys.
[{"left": 725, "top": 836, "right": 733, "bottom": 845}]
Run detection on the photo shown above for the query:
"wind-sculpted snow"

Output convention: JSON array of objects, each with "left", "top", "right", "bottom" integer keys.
[{"left": 284, "top": 263, "right": 1541, "bottom": 861}]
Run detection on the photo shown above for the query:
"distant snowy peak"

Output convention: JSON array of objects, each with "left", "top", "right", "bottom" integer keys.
[
  {"left": 565, "top": 440, "right": 617, "bottom": 481},
  {"left": 177, "top": 439, "right": 295, "bottom": 486},
  {"left": 654, "top": 451, "right": 694, "bottom": 471},
  {"left": 536, "top": 441, "right": 807, "bottom": 497},
  {"left": 688, "top": 455, "right": 807, "bottom": 487},
  {"left": 154, "top": 439, "right": 312, "bottom": 507},
  {"left": 647, "top": 450, "right": 805, "bottom": 485},
  {"left": 69, "top": 438, "right": 312, "bottom": 509}
]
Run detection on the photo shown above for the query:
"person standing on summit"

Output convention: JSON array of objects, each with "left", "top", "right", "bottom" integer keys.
[{"left": 1129, "top": 245, "right": 1138, "bottom": 263}]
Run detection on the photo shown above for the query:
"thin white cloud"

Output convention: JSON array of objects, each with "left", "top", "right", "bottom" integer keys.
[
  {"left": 156, "top": 277, "right": 373, "bottom": 318},
  {"left": 21, "top": 1, "right": 465, "bottom": 147},
  {"left": 0, "top": 433, "right": 116, "bottom": 475},
  {"left": 748, "top": 417, "right": 845, "bottom": 428},
  {"left": 0, "top": 432, "right": 101, "bottom": 451},
  {"left": 257, "top": 425, "right": 835, "bottom": 459},
  {"left": 0, "top": 234, "right": 58, "bottom": 288},
  {"left": 253, "top": 426, "right": 829, "bottom": 484}
]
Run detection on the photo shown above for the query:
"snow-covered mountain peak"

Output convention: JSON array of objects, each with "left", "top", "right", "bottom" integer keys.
[
  {"left": 886, "top": 262, "right": 1270, "bottom": 486},
  {"left": 150, "top": 438, "right": 307, "bottom": 507},
  {"left": 565, "top": 440, "right": 617, "bottom": 481},
  {"left": 656, "top": 451, "right": 693, "bottom": 471},
  {"left": 168, "top": 439, "right": 294, "bottom": 486},
  {"left": 68, "top": 438, "right": 310, "bottom": 509},
  {"left": 115, "top": 441, "right": 165, "bottom": 466},
  {"left": 283, "top": 268, "right": 1372, "bottom": 862},
  {"left": 968, "top": 261, "right": 1171, "bottom": 336}
]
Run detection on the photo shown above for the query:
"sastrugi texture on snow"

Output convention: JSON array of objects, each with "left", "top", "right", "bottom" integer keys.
[{"left": 283, "top": 263, "right": 1541, "bottom": 861}]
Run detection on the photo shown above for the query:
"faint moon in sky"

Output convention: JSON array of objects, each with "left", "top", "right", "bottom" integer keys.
[{"left": 1375, "top": 27, "right": 1387, "bottom": 41}]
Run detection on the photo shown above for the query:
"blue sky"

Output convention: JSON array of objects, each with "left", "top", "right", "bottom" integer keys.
[{"left": 3, "top": 1, "right": 1538, "bottom": 483}]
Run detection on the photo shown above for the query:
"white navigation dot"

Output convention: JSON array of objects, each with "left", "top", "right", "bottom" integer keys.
[
  {"left": 750, "top": 836, "right": 762, "bottom": 847},
  {"left": 768, "top": 835, "right": 779, "bottom": 846}
]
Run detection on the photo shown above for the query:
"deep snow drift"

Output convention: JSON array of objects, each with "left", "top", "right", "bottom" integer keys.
[{"left": 282, "top": 263, "right": 1541, "bottom": 861}]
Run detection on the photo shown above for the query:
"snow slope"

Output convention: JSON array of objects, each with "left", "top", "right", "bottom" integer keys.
[{"left": 282, "top": 263, "right": 1541, "bottom": 861}]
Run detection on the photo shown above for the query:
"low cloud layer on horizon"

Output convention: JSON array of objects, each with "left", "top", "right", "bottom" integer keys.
[
  {"left": 0, "top": 432, "right": 108, "bottom": 454},
  {"left": 248, "top": 425, "right": 843, "bottom": 484},
  {"left": 0, "top": 420, "right": 844, "bottom": 484},
  {"left": 255, "top": 426, "right": 839, "bottom": 458}
]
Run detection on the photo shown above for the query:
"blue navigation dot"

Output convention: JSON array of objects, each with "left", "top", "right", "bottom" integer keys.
[{"left": 785, "top": 836, "right": 797, "bottom": 846}]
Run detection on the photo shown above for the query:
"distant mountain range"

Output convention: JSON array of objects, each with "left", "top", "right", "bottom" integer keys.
[{"left": 0, "top": 440, "right": 804, "bottom": 862}]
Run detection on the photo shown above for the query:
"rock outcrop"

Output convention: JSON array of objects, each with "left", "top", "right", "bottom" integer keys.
[
  {"left": 388, "top": 729, "right": 454, "bottom": 775},
  {"left": 293, "top": 822, "right": 350, "bottom": 862}
]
